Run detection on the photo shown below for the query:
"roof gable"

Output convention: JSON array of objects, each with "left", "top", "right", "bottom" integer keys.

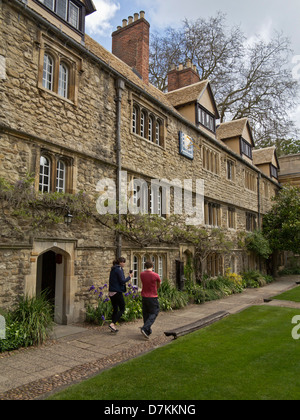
[
  {"left": 165, "top": 81, "right": 220, "bottom": 118},
  {"left": 216, "top": 118, "right": 255, "bottom": 147},
  {"left": 253, "top": 146, "right": 280, "bottom": 168}
]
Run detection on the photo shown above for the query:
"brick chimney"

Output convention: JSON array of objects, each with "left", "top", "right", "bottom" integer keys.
[
  {"left": 168, "top": 60, "right": 201, "bottom": 92},
  {"left": 112, "top": 11, "right": 150, "bottom": 83}
]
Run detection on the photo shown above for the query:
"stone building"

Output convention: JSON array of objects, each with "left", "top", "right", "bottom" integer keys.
[
  {"left": 278, "top": 154, "right": 300, "bottom": 187},
  {"left": 0, "top": 0, "right": 280, "bottom": 323}
]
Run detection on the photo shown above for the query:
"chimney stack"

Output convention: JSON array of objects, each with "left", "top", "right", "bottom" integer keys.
[
  {"left": 112, "top": 11, "right": 150, "bottom": 83},
  {"left": 167, "top": 61, "right": 200, "bottom": 92}
]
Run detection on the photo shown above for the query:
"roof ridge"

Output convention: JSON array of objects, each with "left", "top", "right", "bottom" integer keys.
[{"left": 165, "top": 79, "right": 208, "bottom": 95}]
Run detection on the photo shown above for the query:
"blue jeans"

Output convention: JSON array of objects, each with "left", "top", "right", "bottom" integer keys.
[{"left": 142, "top": 297, "right": 160, "bottom": 335}]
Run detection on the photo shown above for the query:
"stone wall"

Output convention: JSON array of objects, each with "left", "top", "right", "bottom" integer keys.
[{"left": 0, "top": 1, "right": 280, "bottom": 320}]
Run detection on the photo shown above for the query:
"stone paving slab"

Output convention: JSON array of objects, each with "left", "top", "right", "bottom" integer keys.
[{"left": 0, "top": 275, "right": 298, "bottom": 399}]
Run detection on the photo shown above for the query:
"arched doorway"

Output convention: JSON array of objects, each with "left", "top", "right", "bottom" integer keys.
[
  {"left": 25, "top": 240, "right": 79, "bottom": 325},
  {"left": 36, "top": 249, "right": 65, "bottom": 324}
]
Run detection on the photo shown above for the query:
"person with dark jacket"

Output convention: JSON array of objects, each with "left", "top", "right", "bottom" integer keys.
[{"left": 108, "top": 257, "right": 133, "bottom": 333}]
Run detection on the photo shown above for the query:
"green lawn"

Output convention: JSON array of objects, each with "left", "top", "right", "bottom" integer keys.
[
  {"left": 49, "top": 306, "right": 300, "bottom": 400},
  {"left": 272, "top": 285, "right": 300, "bottom": 302}
]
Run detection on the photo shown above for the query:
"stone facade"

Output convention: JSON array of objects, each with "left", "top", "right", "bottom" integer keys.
[
  {"left": 0, "top": 0, "right": 281, "bottom": 323},
  {"left": 278, "top": 154, "right": 300, "bottom": 187}
]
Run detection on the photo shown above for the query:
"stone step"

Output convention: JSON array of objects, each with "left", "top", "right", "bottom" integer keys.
[{"left": 164, "top": 311, "right": 229, "bottom": 339}]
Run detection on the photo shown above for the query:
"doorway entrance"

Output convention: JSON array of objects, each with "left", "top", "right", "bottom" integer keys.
[
  {"left": 36, "top": 250, "right": 65, "bottom": 324},
  {"left": 38, "top": 251, "right": 56, "bottom": 303},
  {"left": 25, "top": 240, "right": 77, "bottom": 325}
]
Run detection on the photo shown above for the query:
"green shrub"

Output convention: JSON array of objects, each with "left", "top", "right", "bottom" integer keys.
[
  {"left": 0, "top": 292, "right": 54, "bottom": 353},
  {"left": 11, "top": 292, "right": 54, "bottom": 347},
  {"left": 123, "top": 286, "right": 143, "bottom": 322},
  {"left": 158, "top": 280, "right": 189, "bottom": 310},
  {"left": 278, "top": 267, "right": 300, "bottom": 276},
  {"left": 0, "top": 312, "right": 26, "bottom": 353},
  {"left": 242, "top": 270, "right": 274, "bottom": 288},
  {"left": 185, "top": 281, "right": 206, "bottom": 304}
]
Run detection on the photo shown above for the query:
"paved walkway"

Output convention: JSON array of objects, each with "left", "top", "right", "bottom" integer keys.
[{"left": 0, "top": 275, "right": 299, "bottom": 400}]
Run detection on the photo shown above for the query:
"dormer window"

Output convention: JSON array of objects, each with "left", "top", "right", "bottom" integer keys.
[
  {"left": 270, "top": 164, "right": 278, "bottom": 179},
  {"left": 240, "top": 137, "right": 253, "bottom": 159},
  {"left": 197, "top": 105, "right": 216, "bottom": 133},
  {"left": 37, "top": 0, "right": 81, "bottom": 31}
]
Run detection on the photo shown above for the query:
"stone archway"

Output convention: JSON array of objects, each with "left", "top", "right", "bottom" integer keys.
[{"left": 25, "top": 240, "right": 79, "bottom": 325}]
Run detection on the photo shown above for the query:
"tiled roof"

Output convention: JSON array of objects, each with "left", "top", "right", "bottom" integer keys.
[
  {"left": 165, "top": 81, "right": 209, "bottom": 107},
  {"left": 216, "top": 118, "right": 249, "bottom": 141},
  {"left": 253, "top": 146, "right": 278, "bottom": 166}
]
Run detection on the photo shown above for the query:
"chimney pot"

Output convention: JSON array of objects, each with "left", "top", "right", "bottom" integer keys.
[
  {"left": 112, "top": 11, "right": 150, "bottom": 83},
  {"left": 167, "top": 60, "right": 201, "bottom": 92}
]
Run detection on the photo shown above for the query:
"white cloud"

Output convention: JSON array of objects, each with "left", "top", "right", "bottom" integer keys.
[
  {"left": 85, "top": 0, "right": 120, "bottom": 37},
  {"left": 290, "top": 105, "right": 300, "bottom": 129},
  {"left": 244, "top": 17, "right": 274, "bottom": 48}
]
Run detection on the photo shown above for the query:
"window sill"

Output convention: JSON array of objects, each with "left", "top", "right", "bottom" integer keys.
[
  {"left": 38, "top": 86, "right": 76, "bottom": 106},
  {"left": 131, "top": 132, "right": 165, "bottom": 150},
  {"left": 202, "top": 167, "right": 220, "bottom": 177}
]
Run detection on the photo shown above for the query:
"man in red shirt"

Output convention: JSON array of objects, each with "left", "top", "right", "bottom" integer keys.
[{"left": 140, "top": 261, "right": 161, "bottom": 339}]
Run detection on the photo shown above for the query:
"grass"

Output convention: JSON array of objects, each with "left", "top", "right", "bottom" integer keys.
[
  {"left": 272, "top": 285, "right": 300, "bottom": 302},
  {"left": 49, "top": 306, "right": 300, "bottom": 400}
]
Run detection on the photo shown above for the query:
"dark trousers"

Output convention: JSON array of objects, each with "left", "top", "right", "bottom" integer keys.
[
  {"left": 110, "top": 292, "right": 125, "bottom": 324},
  {"left": 142, "top": 297, "right": 160, "bottom": 335}
]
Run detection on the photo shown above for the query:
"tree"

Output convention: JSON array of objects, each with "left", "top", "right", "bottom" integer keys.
[
  {"left": 149, "top": 12, "right": 299, "bottom": 150},
  {"left": 263, "top": 186, "right": 300, "bottom": 254},
  {"left": 114, "top": 213, "right": 233, "bottom": 283}
]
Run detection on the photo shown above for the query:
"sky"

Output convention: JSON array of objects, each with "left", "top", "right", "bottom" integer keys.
[{"left": 85, "top": 0, "right": 300, "bottom": 129}]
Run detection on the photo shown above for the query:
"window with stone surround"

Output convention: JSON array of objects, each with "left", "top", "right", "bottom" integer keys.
[
  {"left": 245, "top": 170, "right": 257, "bottom": 192},
  {"left": 206, "top": 253, "right": 223, "bottom": 277},
  {"left": 203, "top": 145, "right": 220, "bottom": 175},
  {"left": 246, "top": 212, "right": 257, "bottom": 232},
  {"left": 228, "top": 207, "right": 236, "bottom": 229},
  {"left": 38, "top": 150, "right": 73, "bottom": 194},
  {"left": 227, "top": 159, "right": 235, "bottom": 181},
  {"left": 133, "top": 253, "right": 165, "bottom": 286},
  {"left": 204, "top": 201, "right": 221, "bottom": 227},
  {"left": 130, "top": 178, "right": 164, "bottom": 217},
  {"left": 131, "top": 102, "right": 164, "bottom": 147},
  {"left": 37, "top": 32, "right": 82, "bottom": 104}
]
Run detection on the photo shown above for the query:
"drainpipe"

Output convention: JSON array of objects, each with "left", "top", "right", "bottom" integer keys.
[
  {"left": 257, "top": 172, "right": 261, "bottom": 229},
  {"left": 257, "top": 172, "right": 262, "bottom": 271},
  {"left": 115, "top": 78, "right": 125, "bottom": 258}
]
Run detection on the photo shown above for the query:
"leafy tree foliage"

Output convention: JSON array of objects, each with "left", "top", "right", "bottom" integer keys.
[{"left": 263, "top": 186, "right": 300, "bottom": 254}]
